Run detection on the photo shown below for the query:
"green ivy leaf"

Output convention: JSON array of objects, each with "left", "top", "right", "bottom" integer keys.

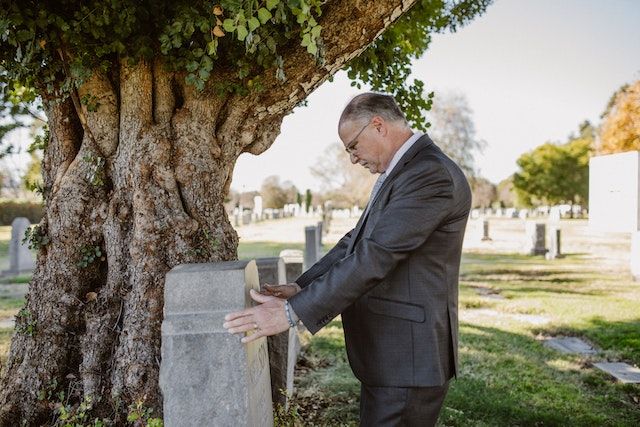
[
  {"left": 300, "top": 33, "right": 311, "bottom": 47},
  {"left": 311, "top": 25, "right": 322, "bottom": 38},
  {"left": 236, "top": 25, "right": 248, "bottom": 41},
  {"left": 266, "top": 0, "right": 279, "bottom": 11},
  {"left": 257, "top": 8, "right": 272, "bottom": 24},
  {"left": 307, "top": 42, "right": 317, "bottom": 55},
  {"left": 248, "top": 17, "right": 260, "bottom": 32},
  {"left": 207, "top": 39, "right": 218, "bottom": 56},
  {"left": 222, "top": 19, "right": 236, "bottom": 32}
]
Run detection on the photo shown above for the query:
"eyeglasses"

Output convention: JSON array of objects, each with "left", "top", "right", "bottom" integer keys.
[{"left": 345, "top": 121, "right": 370, "bottom": 154}]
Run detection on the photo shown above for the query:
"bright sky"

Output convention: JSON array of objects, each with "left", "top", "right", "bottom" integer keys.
[{"left": 231, "top": 0, "right": 640, "bottom": 192}]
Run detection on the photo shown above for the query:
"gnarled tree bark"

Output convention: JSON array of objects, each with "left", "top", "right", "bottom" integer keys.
[{"left": 0, "top": 0, "right": 417, "bottom": 424}]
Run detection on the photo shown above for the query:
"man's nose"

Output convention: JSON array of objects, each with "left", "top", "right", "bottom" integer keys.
[{"left": 349, "top": 152, "right": 359, "bottom": 164}]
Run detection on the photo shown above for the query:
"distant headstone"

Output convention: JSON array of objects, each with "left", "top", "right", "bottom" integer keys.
[
  {"left": 316, "top": 221, "right": 323, "bottom": 248},
  {"left": 255, "top": 257, "right": 300, "bottom": 409},
  {"left": 253, "top": 195, "right": 263, "bottom": 221},
  {"left": 543, "top": 337, "right": 596, "bottom": 355},
  {"left": 524, "top": 222, "right": 547, "bottom": 255},
  {"left": 304, "top": 226, "right": 319, "bottom": 270},
  {"left": 242, "top": 211, "right": 252, "bottom": 225},
  {"left": 7, "top": 217, "right": 35, "bottom": 274},
  {"left": 279, "top": 250, "right": 303, "bottom": 283},
  {"left": 481, "top": 219, "right": 491, "bottom": 241},
  {"left": 593, "top": 362, "right": 640, "bottom": 384},
  {"left": 546, "top": 227, "right": 562, "bottom": 260},
  {"left": 160, "top": 261, "right": 274, "bottom": 427}
]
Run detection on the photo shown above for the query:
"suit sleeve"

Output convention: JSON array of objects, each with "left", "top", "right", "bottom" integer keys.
[
  {"left": 289, "top": 161, "right": 454, "bottom": 334},
  {"left": 295, "top": 228, "right": 354, "bottom": 288}
]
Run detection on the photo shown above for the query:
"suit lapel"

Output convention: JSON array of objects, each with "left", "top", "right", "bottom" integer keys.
[{"left": 345, "top": 134, "right": 434, "bottom": 254}]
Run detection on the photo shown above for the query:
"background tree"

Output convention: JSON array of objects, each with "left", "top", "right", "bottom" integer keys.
[
  {"left": 426, "top": 91, "right": 486, "bottom": 176},
  {"left": 0, "top": 0, "right": 491, "bottom": 422},
  {"left": 495, "top": 175, "right": 517, "bottom": 208},
  {"left": 598, "top": 80, "right": 640, "bottom": 154},
  {"left": 311, "top": 142, "right": 377, "bottom": 208},
  {"left": 513, "top": 122, "right": 593, "bottom": 210},
  {"left": 469, "top": 176, "right": 496, "bottom": 209},
  {"left": 260, "top": 175, "right": 296, "bottom": 208}
]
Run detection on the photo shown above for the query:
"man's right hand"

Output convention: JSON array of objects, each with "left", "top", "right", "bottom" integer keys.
[{"left": 261, "top": 283, "right": 301, "bottom": 299}]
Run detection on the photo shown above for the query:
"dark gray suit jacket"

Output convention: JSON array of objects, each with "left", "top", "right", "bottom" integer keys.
[{"left": 289, "top": 134, "right": 471, "bottom": 387}]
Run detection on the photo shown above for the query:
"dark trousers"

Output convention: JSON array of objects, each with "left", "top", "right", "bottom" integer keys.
[{"left": 359, "top": 381, "right": 449, "bottom": 427}]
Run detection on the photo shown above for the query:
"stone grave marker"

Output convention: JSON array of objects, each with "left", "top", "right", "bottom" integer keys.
[
  {"left": 546, "top": 227, "right": 562, "bottom": 260},
  {"left": 5, "top": 217, "right": 35, "bottom": 275},
  {"left": 255, "top": 257, "right": 300, "bottom": 409},
  {"left": 589, "top": 151, "right": 640, "bottom": 279},
  {"left": 593, "top": 362, "right": 640, "bottom": 384},
  {"left": 304, "top": 226, "right": 319, "bottom": 270},
  {"left": 524, "top": 222, "right": 547, "bottom": 255},
  {"left": 481, "top": 219, "right": 491, "bottom": 241},
  {"left": 160, "top": 260, "right": 274, "bottom": 427},
  {"left": 543, "top": 337, "right": 596, "bottom": 355},
  {"left": 279, "top": 249, "right": 303, "bottom": 283}
]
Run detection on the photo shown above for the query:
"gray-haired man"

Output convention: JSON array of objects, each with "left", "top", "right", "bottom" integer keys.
[{"left": 224, "top": 92, "right": 471, "bottom": 426}]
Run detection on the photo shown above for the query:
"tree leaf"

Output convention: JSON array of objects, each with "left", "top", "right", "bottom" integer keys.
[
  {"left": 266, "top": 0, "right": 279, "bottom": 11},
  {"left": 222, "top": 19, "right": 236, "bottom": 32},
  {"left": 248, "top": 17, "right": 260, "bottom": 32},
  {"left": 307, "top": 42, "right": 317, "bottom": 55},
  {"left": 213, "top": 5, "right": 224, "bottom": 16},
  {"left": 257, "top": 8, "right": 272, "bottom": 24},
  {"left": 301, "top": 33, "right": 311, "bottom": 47},
  {"left": 236, "top": 25, "right": 248, "bottom": 41}
]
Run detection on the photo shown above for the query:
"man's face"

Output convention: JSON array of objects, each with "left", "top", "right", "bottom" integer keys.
[{"left": 339, "top": 118, "right": 386, "bottom": 174}]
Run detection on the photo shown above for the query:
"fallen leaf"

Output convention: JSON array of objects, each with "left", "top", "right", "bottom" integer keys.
[
  {"left": 213, "top": 5, "right": 224, "bottom": 15},
  {"left": 86, "top": 292, "right": 98, "bottom": 302},
  {"left": 213, "top": 26, "right": 225, "bottom": 37}
]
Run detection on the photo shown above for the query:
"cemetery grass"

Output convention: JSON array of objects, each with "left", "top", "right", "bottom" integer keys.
[{"left": 292, "top": 253, "right": 640, "bottom": 426}]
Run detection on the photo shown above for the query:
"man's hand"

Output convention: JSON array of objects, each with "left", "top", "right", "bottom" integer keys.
[
  {"left": 223, "top": 289, "right": 290, "bottom": 344},
  {"left": 260, "top": 283, "right": 301, "bottom": 299}
]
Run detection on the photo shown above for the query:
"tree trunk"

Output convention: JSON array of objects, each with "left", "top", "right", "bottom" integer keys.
[{"left": 0, "top": 1, "right": 417, "bottom": 423}]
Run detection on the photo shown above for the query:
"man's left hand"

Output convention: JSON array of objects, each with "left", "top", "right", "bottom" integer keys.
[{"left": 223, "top": 289, "right": 290, "bottom": 344}]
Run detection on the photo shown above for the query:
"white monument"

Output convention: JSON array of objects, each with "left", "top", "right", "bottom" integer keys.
[{"left": 589, "top": 151, "right": 640, "bottom": 279}]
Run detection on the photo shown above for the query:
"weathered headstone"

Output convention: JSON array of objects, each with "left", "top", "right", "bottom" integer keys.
[
  {"left": 304, "top": 226, "right": 319, "bottom": 270},
  {"left": 524, "top": 222, "right": 547, "bottom": 255},
  {"left": 253, "top": 195, "right": 263, "bottom": 222},
  {"left": 545, "top": 227, "right": 562, "bottom": 260},
  {"left": 316, "top": 221, "right": 323, "bottom": 248},
  {"left": 279, "top": 249, "right": 303, "bottom": 283},
  {"left": 242, "top": 211, "right": 252, "bottom": 225},
  {"left": 543, "top": 337, "right": 596, "bottom": 355},
  {"left": 593, "top": 362, "right": 640, "bottom": 384},
  {"left": 255, "top": 257, "right": 300, "bottom": 409},
  {"left": 481, "top": 219, "right": 491, "bottom": 241},
  {"left": 6, "top": 217, "right": 35, "bottom": 274},
  {"left": 160, "top": 261, "right": 274, "bottom": 427}
]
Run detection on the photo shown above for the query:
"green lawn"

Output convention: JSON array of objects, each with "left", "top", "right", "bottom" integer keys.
[
  {"left": 291, "top": 253, "right": 640, "bottom": 426},
  {"left": 1, "top": 241, "right": 638, "bottom": 425}
]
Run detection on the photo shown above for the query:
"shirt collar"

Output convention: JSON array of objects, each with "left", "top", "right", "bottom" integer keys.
[{"left": 383, "top": 130, "right": 423, "bottom": 176}]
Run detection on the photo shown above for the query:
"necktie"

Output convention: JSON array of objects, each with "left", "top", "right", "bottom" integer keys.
[{"left": 364, "top": 172, "right": 386, "bottom": 217}]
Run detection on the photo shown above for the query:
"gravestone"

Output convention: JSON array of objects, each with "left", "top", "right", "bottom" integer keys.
[
  {"left": 593, "top": 362, "right": 640, "bottom": 384},
  {"left": 6, "top": 217, "right": 35, "bottom": 275},
  {"left": 590, "top": 151, "right": 640, "bottom": 280},
  {"left": 545, "top": 227, "right": 562, "bottom": 260},
  {"left": 253, "top": 195, "right": 263, "bottom": 222},
  {"left": 481, "top": 219, "right": 491, "bottom": 241},
  {"left": 543, "top": 337, "right": 596, "bottom": 355},
  {"left": 316, "top": 221, "right": 323, "bottom": 248},
  {"left": 524, "top": 222, "right": 547, "bottom": 255},
  {"left": 255, "top": 257, "right": 300, "bottom": 409},
  {"left": 304, "top": 226, "right": 319, "bottom": 270},
  {"left": 160, "top": 261, "right": 274, "bottom": 427},
  {"left": 279, "top": 249, "right": 303, "bottom": 283}
]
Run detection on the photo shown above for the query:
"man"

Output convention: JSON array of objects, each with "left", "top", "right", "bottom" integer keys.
[{"left": 224, "top": 92, "right": 471, "bottom": 426}]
